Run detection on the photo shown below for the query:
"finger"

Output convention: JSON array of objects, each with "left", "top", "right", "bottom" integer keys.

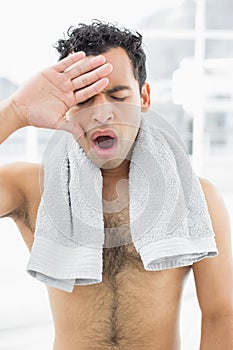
[
  {"left": 64, "top": 55, "right": 106, "bottom": 80},
  {"left": 72, "top": 63, "right": 112, "bottom": 91},
  {"left": 74, "top": 77, "right": 109, "bottom": 104},
  {"left": 53, "top": 52, "right": 86, "bottom": 73}
]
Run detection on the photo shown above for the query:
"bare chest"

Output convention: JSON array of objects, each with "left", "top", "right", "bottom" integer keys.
[
  {"left": 47, "top": 193, "right": 190, "bottom": 350},
  {"left": 18, "top": 185, "right": 190, "bottom": 349},
  {"left": 102, "top": 190, "right": 138, "bottom": 279}
]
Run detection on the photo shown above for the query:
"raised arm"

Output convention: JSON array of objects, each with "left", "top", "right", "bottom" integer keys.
[
  {"left": 0, "top": 51, "right": 112, "bottom": 143},
  {"left": 0, "top": 51, "right": 112, "bottom": 219}
]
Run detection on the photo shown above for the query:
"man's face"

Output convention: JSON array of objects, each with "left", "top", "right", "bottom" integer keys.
[{"left": 66, "top": 47, "right": 150, "bottom": 170}]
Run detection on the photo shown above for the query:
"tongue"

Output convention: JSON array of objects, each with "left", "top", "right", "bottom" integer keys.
[{"left": 95, "top": 136, "right": 115, "bottom": 149}]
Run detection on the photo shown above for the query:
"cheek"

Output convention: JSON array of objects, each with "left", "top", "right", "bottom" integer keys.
[
  {"left": 122, "top": 126, "right": 139, "bottom": 145},
  {"left": 77, "top": 137, "right": 89, "bottom": 151},
  {"left": 117, "top": 106, "right": 141, "bottom": 127},
  {"left": 66, "top": 107, "right": 80, "bottom": 121},
  {"left": 66, "top": 108, "right": 88, "bottom": 129}
]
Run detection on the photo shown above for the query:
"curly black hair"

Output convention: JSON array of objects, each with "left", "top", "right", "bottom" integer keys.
[{"left": 54, "top": 20, "right": 147, "bottom": 92}]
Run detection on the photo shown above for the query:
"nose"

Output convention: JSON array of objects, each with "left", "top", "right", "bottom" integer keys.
[{"left": 91, "top": 94, "right": 114, "bottom": 124}]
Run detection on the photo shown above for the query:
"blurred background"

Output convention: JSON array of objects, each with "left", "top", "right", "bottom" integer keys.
[{"left": 0, "top": 0, "right": 232, "bottom": 349}]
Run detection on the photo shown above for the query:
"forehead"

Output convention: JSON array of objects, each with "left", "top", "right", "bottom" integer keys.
[{"left": 98, "top": 47, "right": 137, "bottom": 86}]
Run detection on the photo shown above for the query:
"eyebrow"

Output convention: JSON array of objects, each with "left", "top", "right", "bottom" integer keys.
[
  {"left": 103, "top": 85, "right": 132, "bottom": 94},
  {"left": 76, "top": 85, "right": 132, "bottom": 105}
]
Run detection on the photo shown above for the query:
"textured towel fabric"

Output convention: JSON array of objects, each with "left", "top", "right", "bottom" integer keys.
[{"left": 26, "top": 114, "right": 218, "bottom": 292}]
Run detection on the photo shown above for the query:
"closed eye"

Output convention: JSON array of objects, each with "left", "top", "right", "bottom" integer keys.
[
  {"left": 110, "top": 96, "right": 127, "bottom": 101},
  {"left": 77, "top": 95, "right": 128, "bottom": 106}
]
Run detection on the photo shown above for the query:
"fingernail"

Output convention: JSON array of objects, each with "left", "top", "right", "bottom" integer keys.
[
  {"left": 90, "top": 55, "right": 106, "bottom": 65},
  {"left": 78, "top": 51, "right": 86, "bottom": 56}
]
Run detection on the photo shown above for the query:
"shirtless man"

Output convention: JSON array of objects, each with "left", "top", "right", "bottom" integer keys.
[{"left": 0, "top": 21, "right": 233, "bottom": 350}]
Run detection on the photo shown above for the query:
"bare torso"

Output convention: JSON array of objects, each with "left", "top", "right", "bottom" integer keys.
[{"left": 13, "top": 164, "right": 191, "bottom": 350}]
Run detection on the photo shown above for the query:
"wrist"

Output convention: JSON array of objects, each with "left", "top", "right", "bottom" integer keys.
[
  {"left": 7, "top": 97, "right": 28, "bottom": 129},
  {"left": 0, "top": 98, "right": 27, "bottom": 144}
]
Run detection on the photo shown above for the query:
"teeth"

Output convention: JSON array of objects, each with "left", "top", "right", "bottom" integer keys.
[{"left": 94, "top": 136, "right": 114, "bottom": 143}]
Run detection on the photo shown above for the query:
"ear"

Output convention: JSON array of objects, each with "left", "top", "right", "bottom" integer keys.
[{"left": 140, "top": 82, "right": 151, "bottom": 112}]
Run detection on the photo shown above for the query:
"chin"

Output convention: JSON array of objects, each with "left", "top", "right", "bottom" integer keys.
[{"left": 100, "top": 160, "right": 121, "bottom": 170}]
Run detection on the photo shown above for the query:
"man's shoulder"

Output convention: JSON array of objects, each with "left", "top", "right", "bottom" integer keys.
[
  {"left": 195, "top": 176, "right": 231, "bottom": 260},
  {"left": 0, "top": 161, "right": 41, "bottom": 175},
  {"left": 198, "top": 176, "right": 222, "bottom": 206},
  {"left": 198, "top": 176, "right": 215, "bottom": 191},
  {"left": 0, "top": 161, "right": 42, "bottom": 191}
]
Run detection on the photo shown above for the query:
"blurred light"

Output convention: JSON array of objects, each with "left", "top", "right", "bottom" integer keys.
[{"left": 172, "top": 57, "right": 233, "bottom": 112}]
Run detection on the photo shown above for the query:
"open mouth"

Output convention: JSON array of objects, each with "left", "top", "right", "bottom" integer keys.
[
  {"left": 90, "top": 129, "right": 118, "bottom": 157},
  {"left": 93, "top": 135, "right": 117, "bottom": 149}
]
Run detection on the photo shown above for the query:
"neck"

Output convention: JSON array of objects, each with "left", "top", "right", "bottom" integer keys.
[{"left": 101, "top": 158, "right": 130, "bottom": 179}]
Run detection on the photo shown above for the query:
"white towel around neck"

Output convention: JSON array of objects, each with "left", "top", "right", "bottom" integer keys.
[{"left": 26, "top": 113, "right": 218, "bottom": 292}]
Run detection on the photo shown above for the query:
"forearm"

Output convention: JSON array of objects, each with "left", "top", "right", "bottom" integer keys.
[
  {"left": 200, "top": 315, "right": 233, "bottom": 350},
  {"left": 0, "top": 98, "right": 25, "bottom": 144}
]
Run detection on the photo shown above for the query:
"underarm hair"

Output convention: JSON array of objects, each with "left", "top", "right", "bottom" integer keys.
[{"left": 1, "top": 196, "right": 32, "bottom": 231}]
